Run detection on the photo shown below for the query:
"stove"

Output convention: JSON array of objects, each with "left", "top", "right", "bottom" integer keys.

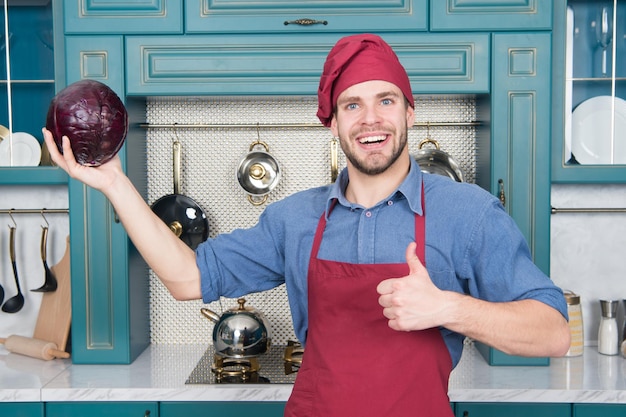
[{"left": 186, "top": 341, "right": 303, "bottom": 384}]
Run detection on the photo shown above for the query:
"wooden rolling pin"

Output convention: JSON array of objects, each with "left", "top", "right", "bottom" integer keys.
[{"left": 0, "top": 335, "right": 70, "bottom": 360}]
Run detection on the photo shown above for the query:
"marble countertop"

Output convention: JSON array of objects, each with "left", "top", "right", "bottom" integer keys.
[{"left": 2, "top": 341, "right": 626, "bottom": 404}]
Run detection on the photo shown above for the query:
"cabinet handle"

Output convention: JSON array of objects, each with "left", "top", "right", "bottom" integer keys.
[
  {"left": 144, "top": 411, "right": 150, "bottom": 417},
  {"left": 284, "top": 18, "right": 328, "bottom": 26},
  {"left": 463, "top": 412, "right": 469, "bottom": 417},
  {"left": 498, "top": 178, "right": 506, "bottom": 207}
]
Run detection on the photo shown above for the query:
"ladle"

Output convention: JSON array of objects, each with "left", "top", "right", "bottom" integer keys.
[
  {"left": 31, "top": 214, "right": 57, "bottom": 292},
  {"left": 2, "top": 225, "right": 24, "bottom": 313}
]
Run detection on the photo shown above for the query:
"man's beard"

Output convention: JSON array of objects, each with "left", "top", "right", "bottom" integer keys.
[{"left": 341, "top": 127, "right": 408, "bottom": 176}]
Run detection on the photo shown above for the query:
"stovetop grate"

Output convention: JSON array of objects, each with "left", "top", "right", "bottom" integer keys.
[{"left": 186, "top": 344, "right": 299, "bottom": 385}]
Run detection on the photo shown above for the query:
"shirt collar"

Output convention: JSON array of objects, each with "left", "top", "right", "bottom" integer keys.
[{"left": 325, "top": 157, "right": 424, "bottom": 218}]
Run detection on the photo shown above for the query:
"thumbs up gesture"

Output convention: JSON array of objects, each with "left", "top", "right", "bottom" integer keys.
[{"left": 376, "top": 242, "right": 447, "bottom": 332}]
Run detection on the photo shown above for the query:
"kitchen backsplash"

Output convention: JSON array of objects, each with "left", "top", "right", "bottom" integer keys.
[{"left": 145, "top": 96, "right": 477, "bottom": 344}]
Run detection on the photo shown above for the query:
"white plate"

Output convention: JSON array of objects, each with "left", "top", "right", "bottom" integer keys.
[
  {"left": 0, "top": 132, "right": 42, "bottom": 166},
  {"left": 571, "top": 96, "right": 626, "bottom": 164}
]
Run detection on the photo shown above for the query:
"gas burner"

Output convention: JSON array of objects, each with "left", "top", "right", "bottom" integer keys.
[
  {"left": 283, "top": 340, "right": 304, "bottom": 375},
  {"left": 211, "top": 355, "right": 260, "bottom": 382}
]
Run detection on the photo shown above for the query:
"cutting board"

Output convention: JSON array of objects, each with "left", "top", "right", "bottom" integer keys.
[{"left": 33, "top": 235, "right": 71, "bottom": 352}]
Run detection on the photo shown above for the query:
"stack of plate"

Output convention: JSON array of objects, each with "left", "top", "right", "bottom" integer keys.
[
  {"left": 0, "top": 126, "right": 42, "bottom": 166},
  {"left": 571, "top": 95, "right": 626, "bottom": 165}
]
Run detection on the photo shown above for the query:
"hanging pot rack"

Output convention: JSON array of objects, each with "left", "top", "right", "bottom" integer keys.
[
  {"left": 0, "top": 208, "right": 69, "bottom": 215},
  {"left": 139, "top": 121, "right": 481, "bottom": 129},
  {"left": 551, "top": 207, "right": 626, "bottom": 214}
]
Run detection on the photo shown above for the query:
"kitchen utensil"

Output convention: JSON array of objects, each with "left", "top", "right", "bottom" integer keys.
[
  {"left": 2, "top": 225, "right": 24, "bottom": 313},
  {"left": 0, "top": 335, "right": 69, "bottom": 360},
  {"left": 151, "top": 138, "right": 209, "bottom": 250},
  {"left": 31, "top": 224, "right": 57, "bottom": 292},
  {"left": 330, "top": 137, "right": 339, "bottom": 183},
  {"left": 571, "top": 95, "right": 626, "bottom": 164},
  {"left": 33, "top": 235, "right": 71, "bottom": 351},
  {"left": 236, "top": 139, "right": 281, "bottom": 206},
  {"left": 201, "top": 298, "right": 272, "bottom": 358},
  {"left": 413, "top": 137, "right": 464, "bottom": 182}
]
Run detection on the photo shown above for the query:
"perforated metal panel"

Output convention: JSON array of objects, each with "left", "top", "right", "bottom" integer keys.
[{"left": 146, "top": 96, "right": 476, "bottom": 344}]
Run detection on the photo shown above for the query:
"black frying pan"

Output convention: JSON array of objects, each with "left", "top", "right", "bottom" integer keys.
[{"left": 151, "top": 139, "right": 209, "bottom": 249}]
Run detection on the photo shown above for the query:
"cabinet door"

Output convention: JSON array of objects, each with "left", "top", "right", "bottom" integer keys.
[
  {"left": 456, "top": 402, "right": 571, "bottom": 417},
  {"left": 63, "top": 0, "right": 182, "bottom": 34},
  {"left": 185, "top": 0, "right": 427, "bottom": 33},
  {"left": 551, "top": 0, "right": 626, "bottom": 183},
  {"left": 0, "top": 403, "right": 43, "bottom": 417},
  {"left": 46, "top": 402, "right": 157, "bottom": 417},
  {"left": 489, "top": 33, "right": 552, "bottom": 274},
  {"left": 64, "top": 37, "right": 150, "bottom": 364},
  {"left": 125, "top": 32, "right": 489, "bottom": 96},
  {"left": 431, "top": 0, "right": 552, "bottom": 31},
  {"left": 160, "top": 401, "right": 285, "bottom": 417},
  {"left": 574, "top": 403, "right": 626, "bottom": 416}
]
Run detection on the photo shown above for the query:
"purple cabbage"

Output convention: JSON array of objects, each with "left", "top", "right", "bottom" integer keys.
[{"left": 46, "top": 79, "right": 128, "bottom": 166}]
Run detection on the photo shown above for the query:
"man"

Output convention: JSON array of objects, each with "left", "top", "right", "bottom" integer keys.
[{"left": 44, "top": 33, "right": 569, "bottom": 416}]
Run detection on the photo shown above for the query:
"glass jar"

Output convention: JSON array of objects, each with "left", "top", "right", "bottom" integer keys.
[{"left": 564, "top": 291, "right": 584, "bottom": 357}]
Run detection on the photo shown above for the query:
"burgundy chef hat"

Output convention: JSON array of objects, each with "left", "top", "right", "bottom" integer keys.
[{"left": 317, "top": 33, "right": 414, "bottom": 127}]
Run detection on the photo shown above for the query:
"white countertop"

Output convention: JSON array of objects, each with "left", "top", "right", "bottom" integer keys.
[{"left": 2, "top": 342, "right": 626, "bottom": 404}]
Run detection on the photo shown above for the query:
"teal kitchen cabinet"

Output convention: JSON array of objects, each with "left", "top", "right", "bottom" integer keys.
[
  {"left": 62, "top": 36, "right": 150, "bottom": 364},
  {"left": 489, "top": 33, "right": 553, "bottom": 274},
  {"left": 160, "top": 401, "right": 285, "bottom": 417},
  {"left": 0, "top": 0, "right": 68, "bottom": 185},
  {"left": 551, "top": 0, "right": 626, "bottom": 183},
  {"left": 455, "top": 402, "right": 571, "bottom": 416},
  {"left": 574, "top": 403, "right": 626, "bottom": 416},
  {"left": 184, "top": 0, "right": 427, "bottom": 34},
  {"left": 62, "top": 0, "right": 182, "bottom": 34},
  {"left": 431, "top": 0, "right": 553, "bottom": 31},
  {"left": 0, "top": 403, "right": 43, "bottom": 417},
  {"left": 46, "top": 402, "right": 157, "bottom": 417},
  {"left": 125, "top": 32, "right": 489, "bottom": 97}
]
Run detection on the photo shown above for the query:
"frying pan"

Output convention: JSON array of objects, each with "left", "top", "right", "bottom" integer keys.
[{"left": 151, "top": 139, "right": 209, "bottom": 249}]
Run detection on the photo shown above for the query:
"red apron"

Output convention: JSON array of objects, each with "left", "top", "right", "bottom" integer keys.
[{"left": 285, "top": 190, "right": 453, "bottom": 417}]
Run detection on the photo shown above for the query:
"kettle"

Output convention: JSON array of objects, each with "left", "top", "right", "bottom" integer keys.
[{"left": 200, "top": 298, "right": 272, "bottom": 358}]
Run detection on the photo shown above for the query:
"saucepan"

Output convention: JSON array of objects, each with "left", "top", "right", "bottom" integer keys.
[
  {"left": 413, "top": 137, "right": 464, "bottom": 182},
  {"left": 236, "top": 139, "right": 281, "bottom": 206},
  {"left": 201, "top": 298, "right": 272, "bottom": 358},
  {"left": 151, "top": 138, "right": 209, "bottom": 249}
]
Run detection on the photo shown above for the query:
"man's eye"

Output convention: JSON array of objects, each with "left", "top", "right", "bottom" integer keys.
[
  {"left": 381, "top": 98, "right": 392, "bottom": 105},
  {"left": 347, "top": 103, "right": 358, "bottom": 110}
]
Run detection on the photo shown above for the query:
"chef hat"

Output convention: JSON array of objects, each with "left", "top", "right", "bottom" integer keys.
[{"left": 316, "top": 33, "right": 414, "bottom": 127}]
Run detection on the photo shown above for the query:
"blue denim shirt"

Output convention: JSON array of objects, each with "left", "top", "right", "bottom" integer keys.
[{"left": 196, "top": 158, "right": 567, "bottom": 367}]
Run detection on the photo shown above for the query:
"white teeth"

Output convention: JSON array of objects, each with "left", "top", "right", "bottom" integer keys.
[{"left": 359, "top": 135, "right": 386, "bottom": 144}]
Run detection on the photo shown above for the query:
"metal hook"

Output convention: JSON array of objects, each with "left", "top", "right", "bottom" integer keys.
[
  {"left": 7, "top": 209, "right": 16, "bottom": 228},
  {"left": 41, "top": 209, "right": 49, "bottom": 228},
  {"left": 172, "top": 122, "right": 181, "bottom": 144},
  {"left": 255, "top": 123, "right": 262, "bottom": 145}
]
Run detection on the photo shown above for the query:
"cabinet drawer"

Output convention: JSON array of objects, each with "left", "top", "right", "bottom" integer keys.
[
  {"left": 185, "top": 0, "right": 427, "bottom": 34},
  {"left": 63, "top": 0, "right": 182, "bottom": 34},
  {"left": 431, "top": 0, "right": 552, "bottom": 31},
  {"left": 125, "top": 33, "right": 489, "bottom": 96},
  {"left": 46, "top": 402, "right": 157, "bottom": 417}
]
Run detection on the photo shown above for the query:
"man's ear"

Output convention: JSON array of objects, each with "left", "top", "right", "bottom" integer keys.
[
  {"left": 329, "top": 114, "right": 339, "bottom": 137},
  {"left": 406, "top": 104, "right": 415, "bottom": 127}
]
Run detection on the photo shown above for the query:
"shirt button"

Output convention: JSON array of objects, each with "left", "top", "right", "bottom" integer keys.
[
  {"left": 365, "top": 211, "right": 372, "bottom": 218},
  {"left": 387, "top": 200, "right": 393, "bottom": 206}
]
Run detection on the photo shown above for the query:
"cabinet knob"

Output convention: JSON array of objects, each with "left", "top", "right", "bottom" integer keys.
[{"left": 498, "top": 178, "right": 506, "bottom": 207}]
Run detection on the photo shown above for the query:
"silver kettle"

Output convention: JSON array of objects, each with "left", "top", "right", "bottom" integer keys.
[{"left": 200, "top": 298, "right": 272, "bottom": 358}]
